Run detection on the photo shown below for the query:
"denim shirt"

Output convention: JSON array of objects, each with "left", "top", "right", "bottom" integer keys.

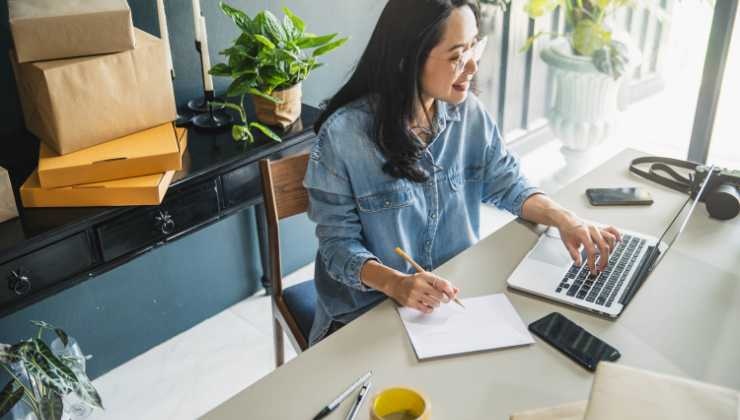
[{"left": 303, "top": 95, "right": 541, "bottom": 345}]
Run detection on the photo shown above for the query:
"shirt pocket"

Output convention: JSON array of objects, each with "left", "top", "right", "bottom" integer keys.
[
  {"left": 356, "top": 187, "right": 414, "bottom": 213},
  {"left": 447, "top": 165, "right": 483, "bottom": 191}
]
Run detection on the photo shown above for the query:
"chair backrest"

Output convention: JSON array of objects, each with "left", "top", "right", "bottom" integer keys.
[{"left": 259, "top": 153, "right": 311, "bottom": 349}]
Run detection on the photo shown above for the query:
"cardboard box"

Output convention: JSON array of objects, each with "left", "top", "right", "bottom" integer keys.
[
  {"left": 38, "top": 123, "right": 185, "bottom": 188},
  {"left": 9, "top": 0, "right": 135, "bottom": 63},
  {"left": 11, "top": 29, "right": 177, "bottom": 155},
  {"left": 1, "top": 166, "right": 19, "bottom": 223},
  {"left": 20, "top": 128, "right": 187, "bottom": 208}
]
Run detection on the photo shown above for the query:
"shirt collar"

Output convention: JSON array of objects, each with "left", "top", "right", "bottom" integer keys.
[{"left": 436, "top": 100, "right": 462, "bottom": 124}]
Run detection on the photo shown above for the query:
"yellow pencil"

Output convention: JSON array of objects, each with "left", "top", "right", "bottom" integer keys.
[{"left": 394, "top": 247, "right": 466, "bottom": 309}]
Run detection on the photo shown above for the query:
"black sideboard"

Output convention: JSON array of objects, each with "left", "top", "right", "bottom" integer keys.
[{"left": 0, "top": 104, "right": 321, "bottom": 318}]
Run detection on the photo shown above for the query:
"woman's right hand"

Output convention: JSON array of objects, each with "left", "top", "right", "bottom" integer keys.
[{"left": 390, "top": 272, "right": 459, "bottom": 314}]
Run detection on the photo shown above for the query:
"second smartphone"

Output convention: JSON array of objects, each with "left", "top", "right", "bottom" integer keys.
[{"left": 528, "top": 312, "right": 621, "bottom": 371}]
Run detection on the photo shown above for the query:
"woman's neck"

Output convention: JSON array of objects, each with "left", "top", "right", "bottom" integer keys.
[{"left": 410, "top": 95, "right": 436, "bottom": 130}]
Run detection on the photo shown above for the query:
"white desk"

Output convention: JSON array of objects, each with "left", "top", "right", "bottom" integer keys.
[{"left": 203, "top": 149, "right": 740, "bottom": 419}]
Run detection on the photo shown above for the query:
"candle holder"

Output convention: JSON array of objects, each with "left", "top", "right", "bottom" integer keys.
[
  {"left": 192, "top": 91, "right": 232, "bottom": 130},
  {"left": 187, "top": 39, "right": 225, "bottom": 113}
]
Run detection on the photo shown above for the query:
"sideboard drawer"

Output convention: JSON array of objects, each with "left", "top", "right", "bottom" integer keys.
[
  {"left": 1, "top": 233, "right": 94, "bottom": 308},
  {"left": 221, "top": 162, "right": 261, "bottom": 209},
  {"left": 222, "top": 138, "right": 317, "bottom": 209},
  {"left": 96, "top": 180, "right": 220, "bottom": 262}
]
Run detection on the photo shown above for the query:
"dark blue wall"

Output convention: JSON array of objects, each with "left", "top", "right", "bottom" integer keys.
[{"left": 0, "top": 0, "right": 343, "bottom": 381}]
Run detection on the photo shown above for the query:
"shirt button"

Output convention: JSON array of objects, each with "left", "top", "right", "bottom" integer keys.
[
  {"left": 425, "top": 241, "right": 431, "bottom": 248},
  {"left": 430, "top": 213, "right": 436, "bottom": 219},
  {"left": 384, "top": 200, "right": 390, "bottom": 207}
]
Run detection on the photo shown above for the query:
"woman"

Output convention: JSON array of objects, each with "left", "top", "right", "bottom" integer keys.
[{"left": 303, "top": 0, "right": 621, "bottom": 345}]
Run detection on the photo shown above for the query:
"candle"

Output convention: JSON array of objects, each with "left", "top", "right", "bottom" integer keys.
[
  {"left": 192, "top": 0, "right": 202, "bottom": 42},
  {"left": 156, "top": 0, "right": 174, "bottom": 75},
  {"left": 200, "top": 16, "right": 214, "bottom": 92}
]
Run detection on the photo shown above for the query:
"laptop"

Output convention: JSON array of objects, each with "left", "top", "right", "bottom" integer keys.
[{"left": 507, "top": 166, "right": 715, "bottom": 318}]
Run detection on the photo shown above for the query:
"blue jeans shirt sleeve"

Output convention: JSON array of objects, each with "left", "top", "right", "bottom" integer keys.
[
  {"left": 303, "top": 133, "right": 376, "bottom": 292},
  {"left": 481, "top": 124, "right": 543, "bottom": 216}
]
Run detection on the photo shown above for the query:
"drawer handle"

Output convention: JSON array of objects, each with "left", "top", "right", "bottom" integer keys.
[
  {"left": 8, "top": 269, "right": 32, "bottom": 296},
  {"left": 154, "top": 210, "right": 176, "bottom": 235}
]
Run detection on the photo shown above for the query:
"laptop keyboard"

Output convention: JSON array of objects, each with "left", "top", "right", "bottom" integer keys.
[{"left": 555, "top": 234, "right": 647, "bottom": 308}]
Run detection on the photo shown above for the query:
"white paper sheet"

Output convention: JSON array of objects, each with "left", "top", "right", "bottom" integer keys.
[{"left": 398, "top": 293, "right": 534, "bottom": 360}]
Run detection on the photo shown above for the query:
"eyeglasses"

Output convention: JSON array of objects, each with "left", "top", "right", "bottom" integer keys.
[{"left": 429, "top": 36, "right": 489, "bottom": 74}]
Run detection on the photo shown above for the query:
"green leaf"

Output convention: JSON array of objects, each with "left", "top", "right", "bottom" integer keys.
[
  {"left": 283, "top": 7, "right": 305, "bottom": 34},
  {"left": 296, "top": 33, "right": 336, "bottom": 49},
  {"left": 249, "top": 122, "right": 282, "bottom": 143},
  {"left": 312, "top": 37, "right": 348, "bottom": 57},
  {"left": 253, "top": 34, "right": 276, "bottom": 50},
  {"left": 22, "top": 339, "right": 77, "bottom": 395},
  {"left": 53, "top": 329, "right": 69, "bottom": 347},
  {"left": 261, "top": 10, "right": 286, "bottom": 43},
  {"left": 231, "top": 124, "right": 254, "bottom": 143},
  {"left": 220, "top": 1, "right": 253, "bottom": 33},
  {"left": 593, "top": 40, "right": 630, "bottom": 79},
  {"left": 572, "top": 19, "right": 611, "bottom": 56},
  {"left": 31, "top": 320, "right": 55, "bottom": 331},
  {"left": 209, "top": 63, "right": 233, "bottom": 77},
  {"left": 247, "top": 87, "right": 283, "bottom": 104},
  {"left": 39, "top": 392, "right": 63, "bottom": 420},
  {"left": 0, "top": 381, "right": 24, "bottom": 417},
  {"left": 282, "top": 15, "right": 296, "bottom": 41},
  {"left": 523, "top": 0, "right": 559, "bottom": 18},
  {"left": 72, "top": 372, "right": 103, "bottom": 410}
]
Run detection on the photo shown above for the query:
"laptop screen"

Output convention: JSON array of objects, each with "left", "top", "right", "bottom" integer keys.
[{"left": 649, "top": 166, "right": 716, "bottom": 269}]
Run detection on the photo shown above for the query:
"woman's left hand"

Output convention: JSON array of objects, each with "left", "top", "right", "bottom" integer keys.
[{"left": 558, "top": 218, "right": 622, "bottom": 274}]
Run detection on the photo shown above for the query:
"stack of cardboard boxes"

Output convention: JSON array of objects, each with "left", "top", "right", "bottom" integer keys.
[{"left": 8, "top": 0, "right": 188, "bottom": 207}]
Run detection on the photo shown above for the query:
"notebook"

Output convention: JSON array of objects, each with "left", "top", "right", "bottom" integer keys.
[{"left": 398, "top": 293, "right": 534, "bottom": 360}]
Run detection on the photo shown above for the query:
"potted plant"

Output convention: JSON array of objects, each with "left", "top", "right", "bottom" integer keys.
[
  {"left": 210, "top": 2, "right": 348, "bottom": 143},
  {"left": 0, "top": 321, "right": 102, "bottom": 420},
  {"left": 520, "top": 0, "right": 643, "bottom": 150}
]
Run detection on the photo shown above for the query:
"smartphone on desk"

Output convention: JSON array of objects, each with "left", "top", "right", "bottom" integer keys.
[
  {"left": 586, "top": 187, "right": 653, "bottom": 206},
  {"left": 529, "top": 312, "right": 620, "bottom": 371}
]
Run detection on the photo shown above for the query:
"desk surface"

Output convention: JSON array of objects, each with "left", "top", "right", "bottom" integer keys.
[{"left": 203, "top": 149, "right": 740, "bottom": 420}]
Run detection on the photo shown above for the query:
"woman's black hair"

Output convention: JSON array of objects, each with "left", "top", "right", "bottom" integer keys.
[{"left": 314, "top": 0, "right": 480, "bottom": 182}]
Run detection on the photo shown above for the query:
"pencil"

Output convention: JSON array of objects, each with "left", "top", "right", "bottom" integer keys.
[{"left": 394, "top": 247, "right": 466, "bottom": 309}]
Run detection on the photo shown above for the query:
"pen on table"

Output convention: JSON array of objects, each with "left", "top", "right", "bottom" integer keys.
[
  {"left": 345, "top": 380, "right": 372, "bottom": 420},
  {"left": 313, "top": 371, "right": 372, "bottom": 420},
  {"left": 394, "top": 247, "right": 465, "bottom": 309}
]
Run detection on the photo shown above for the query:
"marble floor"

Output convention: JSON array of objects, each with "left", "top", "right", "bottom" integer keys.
[{"left": 89, "top": 135, "right": 637, "bottom": 420}]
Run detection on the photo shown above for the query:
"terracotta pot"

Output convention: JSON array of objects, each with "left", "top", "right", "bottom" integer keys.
[{"left": 251, "top": 83, "right": 302, "bottom": 128}]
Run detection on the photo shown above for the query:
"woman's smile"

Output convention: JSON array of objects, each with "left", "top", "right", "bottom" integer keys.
[{"left": 452, "top": 80, "right": 470, "bottom": 92}]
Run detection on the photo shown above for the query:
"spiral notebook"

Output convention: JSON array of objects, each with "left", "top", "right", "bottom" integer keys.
[{"left": 397, "top": 293, "right": 534, "bottom": 360}]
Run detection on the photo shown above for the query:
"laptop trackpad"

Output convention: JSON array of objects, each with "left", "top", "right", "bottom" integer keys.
[{"left": 530, "top": 237, "right": 573, "bottom": 268}]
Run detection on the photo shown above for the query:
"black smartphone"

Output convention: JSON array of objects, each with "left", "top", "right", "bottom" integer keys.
[
  {"left": 586, "top": 187, "right": 653, "bottom": 206},
  {"left": 528, "top": 312, "right": 621, "bottom": 371}
]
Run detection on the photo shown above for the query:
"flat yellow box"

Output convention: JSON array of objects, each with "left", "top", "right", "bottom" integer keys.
[
  {"left": 38, "top": 123, "right": 184, "bottom": 188},
  {"left": 20, "top": 128, "right": 187, "bottom": 208}
]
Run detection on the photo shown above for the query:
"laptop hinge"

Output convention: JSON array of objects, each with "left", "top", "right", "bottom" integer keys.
[{"left": 619, "top": 246, "right": 661, "bottom": 307}]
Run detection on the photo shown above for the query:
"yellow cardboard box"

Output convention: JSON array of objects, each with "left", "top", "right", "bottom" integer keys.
[
  {"left": 20, "top": 128, "right": 187, "bottom": 208},
  {"left": 38, "top": 123, "right": 185, "bottom": 188}
]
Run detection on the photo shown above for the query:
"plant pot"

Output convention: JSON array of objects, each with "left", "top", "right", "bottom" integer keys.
[
  {"left": 540, "top": 38, "right": 638, "bottom": 151},
  {"left": 251, "top": 83, "right": 302, "bottom": 129}
]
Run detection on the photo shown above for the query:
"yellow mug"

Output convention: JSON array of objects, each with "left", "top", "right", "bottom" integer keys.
[{"left": 370, "top": 387, "right": 430, "bottom": 420}]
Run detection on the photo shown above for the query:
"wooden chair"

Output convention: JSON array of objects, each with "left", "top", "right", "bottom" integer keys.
[{"left": 259, "top": 153, "right": 316, "bottom": 367}]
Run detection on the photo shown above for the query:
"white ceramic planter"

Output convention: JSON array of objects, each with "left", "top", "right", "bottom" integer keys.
[{"left": 541, "top": 38, "right": 638, "bottom": 151}]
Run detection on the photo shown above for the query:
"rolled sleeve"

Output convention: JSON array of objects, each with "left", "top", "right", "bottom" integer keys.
[
  {"left": 304, "top": 134, "right": 377, "bottom": 292},
  {"left": 481, "top": 124, "right": 543, "bottom": 216}
]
